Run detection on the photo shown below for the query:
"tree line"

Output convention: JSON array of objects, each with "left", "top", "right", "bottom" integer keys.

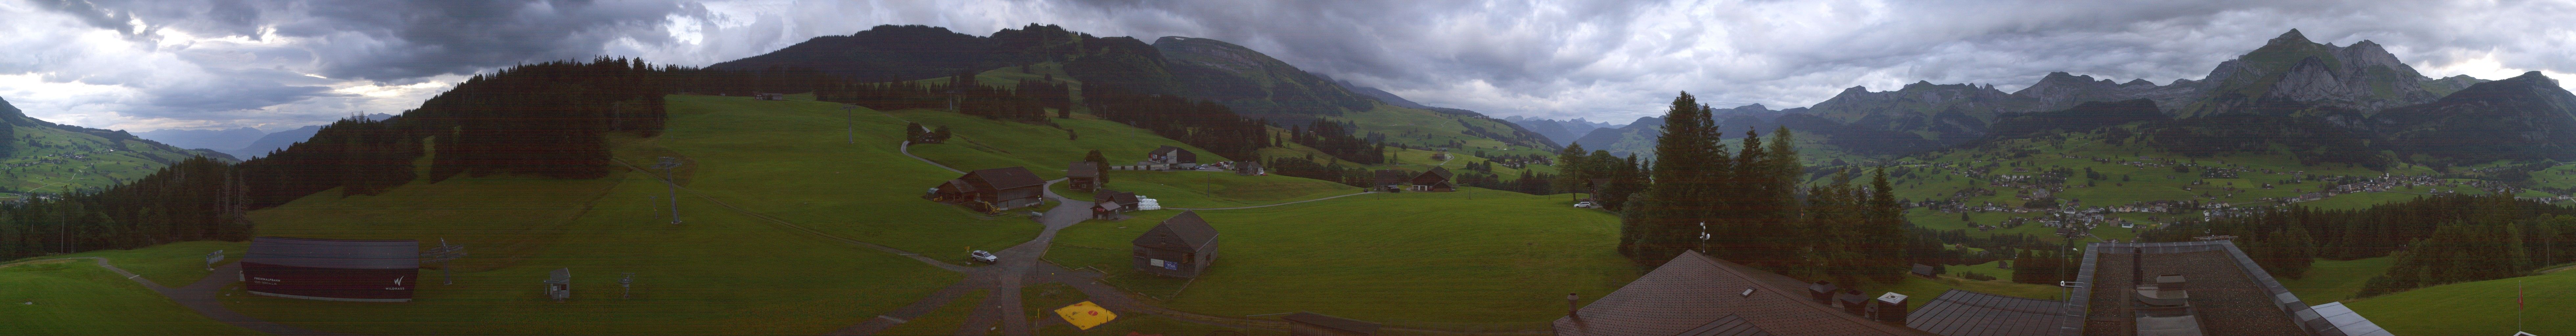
[
  {"left": 0, "top": 57, "right": 680, "bottom": 260},
  {"left": 2146, "top": 193, "right": 2576, "bottom": 299},
  {"left": 1613, "top": 92, "right": 1912, "bottom": 284}
]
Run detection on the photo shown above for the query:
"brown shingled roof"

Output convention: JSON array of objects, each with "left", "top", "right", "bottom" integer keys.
[
  {"left": 1134, "top": 211, "right": 1218, "bottom": 251},
  {"left": 963, "top": 166, "right": 1045, "bottom": 190},
  {"left": 1552, "top": 250, "right": 1935, "bottom": 336},
  {"left": 1067, "top": 161, "right": 1101, "bottom": 178}
]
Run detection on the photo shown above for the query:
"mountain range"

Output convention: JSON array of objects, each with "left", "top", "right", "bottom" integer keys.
[
  {"left": 0, "top": 97, "right": 239, "bottom": 193},
  {"left": 708, "top": 24, "right": 1559, "bottom": 152},
  {"left": 132, "top": 113, "right": 394, "bottom": 159},
  {"left": 1568, "top": 29, "right": 2570, "bottom": 168}
]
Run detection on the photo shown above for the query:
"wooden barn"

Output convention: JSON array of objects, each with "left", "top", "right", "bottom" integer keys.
[
  {"left": 1067, "top": 161, "right": 1104, "bottom": 191},
  {"left": 926, "top": 167, "right": 1047, "bottom": 212},
  {"left": 1283, "top": 312, "right": 1381, "bottom": 336},
  {"left": 1146, "top": 145, "right": 1199, "bottom": 168},
  {"left": 1093, "top": 189, "right": 1141, "bottom": 219},
  {"left": 1372, "top": 169, "right": 1412, "bottom": 192},
  {"left": 242, "top": 237, "right": 422, "bottom": 302},
  {"left": 1409, "top": 167, "right": 1456, "bottom": 192},
  {"left": 1133, "top": 211, "right": 1220, "bottom": 278}
]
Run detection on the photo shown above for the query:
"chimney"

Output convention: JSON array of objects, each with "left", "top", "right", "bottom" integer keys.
[
  {"left": 1808, "top": 281, "right": 1837, "bottom": 303},
  {"left": 1871, "top": 292, "right": 1911, "bottom": 323},
  {"left": 1836, "top": 289, "right": 1869, "bottom": 316},
  {"left": 1566, "top": 293, "right": 1580, "bottom": 319}
]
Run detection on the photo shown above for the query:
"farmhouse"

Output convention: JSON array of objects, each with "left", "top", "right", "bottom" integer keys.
[
  {"left": 927, "top": 167, "right": 1047, "bottom": 212},
  {"left": 1146, "top": 145, "right": 1199, "bottom": 168},
  {"left": 1283, "top": 312, "right": 1381, "bottom": 336},
  {"left": 241, "top": 237, "right": 422, "bottom": 302},
  {"left": 1233, "top": 160, "right": 1265, "bottom": 176},
  {"left": 1093, "top": 189, "right": 1141, "bottom": 219},
  {"left": 1067, "top": 161, "right": 1103, "bottom": 191},
  {"left": 1133, "top": 211, "right": 1220, "bottom": 278},
  {"left": 1554, "top": 250, "right": 1935, "bottom": 336},
  {"left": 1372, "top": 169, "right": 1412, "bottom": 192},
  {"left": 1410, "top": 167, "right": 1456, "bottom": 192},
  {"left": 2062, "top": 240, "right": 2383, "bottom": 336}
]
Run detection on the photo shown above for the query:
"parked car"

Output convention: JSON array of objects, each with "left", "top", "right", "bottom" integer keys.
[
  {"left": 970, "top": 250, "right": 999, "bottom": 263},
  {"left": 1573, "top": 201, "right": 1595, "bottom": 208}
]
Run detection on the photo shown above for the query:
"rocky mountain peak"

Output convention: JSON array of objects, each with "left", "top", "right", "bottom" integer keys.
[{"left": 2268, "top": 29, "right": 2311, "bottom": 46}]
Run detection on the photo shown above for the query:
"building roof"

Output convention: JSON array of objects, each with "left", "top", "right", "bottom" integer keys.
[
  {"left": 245, "top": 237, "right": 420, "bottom": 270},
  {"left": 1067, "top": 161, "right": 1101, "bottom": 178},
  {"left": 1905, "top": 289, "right": 2070, "bottom": 336},
  {"left": 963, "top": 166, "right": 1046, "bottom": 190},
  {"left": 1095, "top": 189, "right": 1139, "bottom": 205},
  {"left": 1374, "top": 169, "right": 1412, "bottom": 185},
  {"left": 1281, "top": 312, "right": 1381, "bottom": 334},
  {"left": 2307, "top": 302, "right": 2390, "bottom": 336},
  {"left": 1678, "top": 314, "right": 1774, "bottom": 336},
  {"left": 1414, "top": 167, "right": 1455, "bottom": 183},
  {"left": 1135, "top": 211, "right": 1219, "bottom": 251},
  {"left": 1552, "top": 250, "right": 1936, "bottom": 336},
  {"left": 939, "top": 179, "right": 979, "bottom": 194},
  {"left": 2073, "top": 241, "right": 2333, "bottom": 336}
]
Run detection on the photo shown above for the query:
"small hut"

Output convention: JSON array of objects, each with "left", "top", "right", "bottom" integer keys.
[
  {"left": 1133, "top": 211, "right": 1220, "bottom": 278},
  {"left": 1283, "top": 312, "right": 1380, "bottom": 336},
  {"left": 544, "top": 268, "right": 571, "bottom": 302},
  {"left": 1409, "top": 167, "right": 1456, "bottom": 192},
  {"left": 1910, "top": 263, "right": 1937, "bottom": 278},
  {"left": 1067, "top": 161, "right": 1103, "bottom": 191}
]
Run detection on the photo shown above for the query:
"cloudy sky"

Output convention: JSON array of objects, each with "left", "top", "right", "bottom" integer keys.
[{"left": 5, "top": 0, "right": 2575, "bottom": 131}]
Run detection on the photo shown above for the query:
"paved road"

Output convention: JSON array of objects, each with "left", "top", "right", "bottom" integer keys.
[
  {"left": 1166, "top": 191, "right": 1376, "bottom": 210},
  {"left": 6, "top": 257, "right": 350, "bottom": 336}
]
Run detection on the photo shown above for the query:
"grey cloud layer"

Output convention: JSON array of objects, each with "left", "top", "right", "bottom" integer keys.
[{"left": 5, "top": 0, "right": 2574, "bottom": 130}]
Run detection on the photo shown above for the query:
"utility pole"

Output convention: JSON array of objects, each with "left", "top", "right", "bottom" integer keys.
[
  {"left": 655, "top": 157, "right": 683, "bottom": 224},
  {"left": 425, "top": 239, "right": 467, "bottom": 285},
  {"left": 620, "top": 273, "right": 636, "bottom": 299},
  {"left": 842, "top": 104, "right": 857, "bottom": 144}
]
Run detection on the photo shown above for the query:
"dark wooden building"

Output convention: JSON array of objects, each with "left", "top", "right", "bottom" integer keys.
[
  {"left": 1284, "top": 312, "right": 1381, "bottom": 336},
  {"left": 1410, "top": 167, "right": 1456, "bottom": 192},
  {"left": 1147, "top": 145, "right": 1199, "bottom": 168},
  {"left": 928, "top": 167, "right": 1047, "bottom": 212},
  {"left": 1372, "top": 169, "right": 1412, "bottom": 192},
  {"left": 1233, "top": 160, "right": 1264, "bottom": 176},
  {"left": 1554, "top": 250, "right": 1935, "bottom": 336},
  {"left": 1093, "top": 189, "right": 1141, "bottom": 219},
  {"left": 1067, "top": 161, "right": 1104, "bottom": 191},
  {"left": 1133, "top": 211, "right": 1220, "bottom": 278},
  {"left": 242, "top": 237, "right": 422, "bottom": 302}
]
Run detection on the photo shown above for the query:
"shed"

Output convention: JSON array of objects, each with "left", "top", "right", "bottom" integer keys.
[
  {"left": 1410, "top": 167, "right": 1456, "bottom": 192},
  {"left": 1372, "top": 170, "right": 1412, "bottom": 192},
  {"left": 1067, "top": 161, "right": 1104, "bottom": 191},
  {"left": 1910, "top": 264, "right": 1936, "bottom": 278},
  {"left": 242, "top": 237, "right": 422, "bottom": 302},
  {"left": 1133, "top": 211, "right": 1220, "bottom": 278},
  {"left": 935, "top": 167, "right": 1047, "bottom": 212},
  {"left": 544, "top": 268, "right": 571, "bottom": 302},
  {"left": 1283, "top": 312, "right": 1381, "bottom": 336},
  {"left": 1147, "top": 145, "right": 1199, "bottom": 167}
]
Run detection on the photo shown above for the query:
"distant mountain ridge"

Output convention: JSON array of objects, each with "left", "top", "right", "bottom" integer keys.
[
  {"left": 709, "top": 24, "right": 1560, "bottom": 151},
  {"left": 136, "top": 127, "right": 265, "bottom": 152},
  {"left": 1581, "top": 29, "right": 2568, "bottom": 167},
  {"left": 228, "top": 113, "right": 393, "bottom": 159},
  {"left": 0, "top": 96, "right": 240, "bottom": 193}
]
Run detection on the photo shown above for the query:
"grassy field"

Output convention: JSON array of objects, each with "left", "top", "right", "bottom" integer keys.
[
  {"left": 209, "top": 94, "right": 1079, "bottom": 334},
  {"left": 875, "top": 289, "right": 988, "bottom": 336},
  {"left": 1050, "top": 169, "right": 1359, "bottom": 208},
  {"left": 2302, "top": 191, "right": 2429, "bottom": 210},
  {"left": 2280, "top": 257, "right": 2397, "bottom": 304},
  {"left": 1043, "top": 188, "right": 1634, "bottom": 331},
  {"left": 1874, "top": 275, "right": 2069, "bottom": 311},
  {"left": 894, "top": 106, "right": 1226, "bottom": 181},
  {"left": 0, "top": 123, "right": 235, "bottom": 196},
  {"left": 2346, "top": 269, "right": 2576, "bottom": 335},
  {"left": 0, "top": 242, "right": 260, "bottom": 335}
]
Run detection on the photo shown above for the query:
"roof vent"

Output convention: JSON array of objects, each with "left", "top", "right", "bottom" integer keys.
[{"left": 1740, "top": 288, "right": 1755, "bottom": 297}]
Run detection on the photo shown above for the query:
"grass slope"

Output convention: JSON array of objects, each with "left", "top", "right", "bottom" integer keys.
[
  {"left": 1044, "top": 188, "right": 1634, "bottom": 331},
  {"left": 1050, "top": 170, "right": 1357, "bottom": 209},
  {"left": 2280, "top": 257, "right": 2397, "bottom": 304},
  {"left": 0, "top": 123, "right": 233, "bottom": 198},
  {"left": 2346, "top": 269, "right": 2576, "bottom": 335},
  {"left": 0, "top": 259, "right": 259, "bottom": 335}
]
